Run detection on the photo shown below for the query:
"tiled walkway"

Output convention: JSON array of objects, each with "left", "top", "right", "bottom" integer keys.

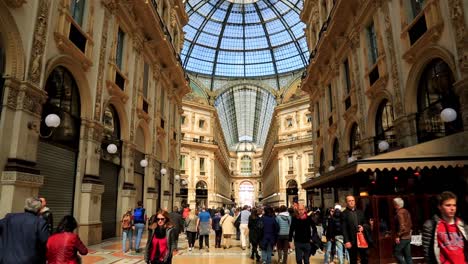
[{"left": 82, "top": 232, "right": 324, "bottom": 264}]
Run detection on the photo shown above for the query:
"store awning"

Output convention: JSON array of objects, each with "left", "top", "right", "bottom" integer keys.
[{"left": 302, "top": 131, "right": 468, "bottom": 189}]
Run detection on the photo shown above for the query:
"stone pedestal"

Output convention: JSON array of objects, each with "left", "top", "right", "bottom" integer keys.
[
  {"left": 0, "top": 170, "right": 43, "bottom": 217},
  {"left": 121, "top": 187, "right": 136, "bottom": 214},
  {"left": 78, "top": 182, "right": 104, "bottom": 245}
]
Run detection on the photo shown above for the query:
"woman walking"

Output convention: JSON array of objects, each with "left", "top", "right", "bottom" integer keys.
[
  {"left": 121, "top": 210, "right": 134, "bottom": 253},
  {"left": 220, "top": 209, "right": 236, "bottom": 249},
  {"left": 185, "top": 208, "right": 198, "bottom": 251},
  {"left": 46, "top": 215, "right": 88, "bottom": 264},
  {"left": 248, "top": 208, "right": 262, "bottom": 261},
  {"left": 144, "top": 210, "right": 177, "bottom": 264}
]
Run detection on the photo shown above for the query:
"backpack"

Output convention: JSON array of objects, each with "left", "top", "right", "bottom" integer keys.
[
  {"left": 122, "top": 214, "right": 131, "bottom": 229},
  {"left": 133, "top": 207, "right": 145, "bottom": 223}
]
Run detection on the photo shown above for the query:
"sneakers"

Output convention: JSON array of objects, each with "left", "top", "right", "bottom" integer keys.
[{"left": 189, "top": 247, "right": 192, "bottom": 251}]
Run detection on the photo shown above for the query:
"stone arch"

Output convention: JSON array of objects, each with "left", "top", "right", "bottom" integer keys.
[
  {"left": 196, "top": 180, "right": 207, "bottom": 189},
  {"left": 135, "top": 120, "right": 150, "bottom": 153},
  {"left": 286, "top": 179, "right": 298, "bottom": 188},
  {"left": 103, "top": 97, "right": 129, "bottom": 141},
  {"left": 405, "top": 46, "right": 457, "bottom": 114},
  {"left": 45, "top": 55, "right": 93, "bottom": 119},
  {"left": 367, "top": 90, "right": 393, "bottom": 137},
  {"left": 216, "top": 81, "right": 276, "bottom": 97},
  {"left": 0, "top": 2, "right": 25, "bottom": 79}
]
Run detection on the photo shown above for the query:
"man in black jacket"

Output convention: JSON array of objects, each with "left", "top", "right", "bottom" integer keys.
[
  {"left": 342, "top": 195, "right": 372, "bottom": 264},
  {"left": 169, "top": 206, "right": 184, "bottom": 251},
  {"left": 0, "top": 197, "right": 49, "bottom": 264},
  {"left": 289, "top": 204, "right": 320, "bottom": 264},
  {"left": 39, "top": 196, "right": 53, "bottom": 234}
]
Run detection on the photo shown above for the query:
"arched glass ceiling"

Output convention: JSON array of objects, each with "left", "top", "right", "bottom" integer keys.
[
  {"left": 181, "top": 0, "right": 309, "bottom": 88},
  {"left": 214, "top": 85, "right": 276, "bottom": 149}
]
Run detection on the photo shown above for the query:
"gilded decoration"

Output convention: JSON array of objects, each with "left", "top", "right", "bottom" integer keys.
[
  {"left": 94, "top": 8, "right": 111, "bottom": 121},
  {"left": 28, "top": 0, "right": 50, "bottom": 85}
]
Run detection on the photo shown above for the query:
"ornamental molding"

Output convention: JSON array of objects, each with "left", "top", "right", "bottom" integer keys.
[
  {"left": 448, "top": 0, "right": 468, "bottom": 72},
  {"left": 94, "top": 8, "right": 110, "bottom": 121},
  {"left": 28, "top": 0, "right": 50, "bottom": 85},
  {"left": 81, "top": 183, "right": 105, "bottom": 194},
  {"left": 1, "top": 171, "right": 44, "bottom": 187}
]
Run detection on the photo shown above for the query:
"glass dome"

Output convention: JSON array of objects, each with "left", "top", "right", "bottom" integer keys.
[{"left": 181, "top": 0, "right": 309, "bottom": 80}]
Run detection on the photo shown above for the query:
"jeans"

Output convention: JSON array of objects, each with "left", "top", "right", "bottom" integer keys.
[
  {"left": 294, "top": 242, "right": 311, "bottom": 264},
  {"left": 199, "top": 234, "right": 209, "bottom": 249},
  {"left": 324, "top": 240, "right": 333, "bottom": 263},
  {"left": 215, "top": 230, "right": 222, "bottom": 247},
  {"left": 134, "top": 223, "right": 145, "bottom": 250},
  {"left": 122, "top": 229, "right": 133, "bottom": 252},
  {"left": 394, "top": 239, "right": 413, "bottom": 264},
  {"left": 187, "top": 231, "right": 197, "bottom": 248},
  {"left": 277, "top": 237, "right": 289, "bottom": 264},
  {"left": 261, "top": 243, "right": 273, "bottom": 264}
]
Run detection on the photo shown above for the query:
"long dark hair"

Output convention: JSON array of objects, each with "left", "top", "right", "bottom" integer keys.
[
  {"left": 156, "top": 210, "right": 173, "bottom": 229},
  {"left": 55, "top": 215, "right": 78, "bottom": 233}
]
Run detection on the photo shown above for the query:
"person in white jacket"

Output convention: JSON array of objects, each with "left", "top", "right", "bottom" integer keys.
[{"left": 276, "top": 205, "right": 292, "bottom": 264}]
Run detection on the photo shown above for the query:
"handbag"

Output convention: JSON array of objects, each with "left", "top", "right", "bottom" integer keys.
[{"left": 357, "top": 231, "right": 368, "bottom": 248}]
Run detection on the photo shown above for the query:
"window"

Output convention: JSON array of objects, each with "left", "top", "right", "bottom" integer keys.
[
  {"left": 116, "top": 28, "right": 125, "bottom": 69},
  {"left": 199, "top": 119, "right": 205, "bottom": 128},
  {"left": 366, "top": 22, "right": 378, "bottom": 65},
  {"left": 258, "top": 182, "right": 262, "bottom": 192},
  {"left": 306, "top": 114, "right": 312, "bottom": 123},
  {"left": 406, "top": 0, "right": 426, "bottom": 21},
  {"left": 241, "top": 156, "right": 252, "bottom": 175},
  {"left": 344, "top": 59, "right": 351, "bottom": 93},
  {"left": 328, "top": 84, "right": 333, "bottom": 112},
  {"left": 308, "top": 153, "right": 313, "bottom": 168},
  {"left": 199, "top": 136, "right": 204, "bottom": 142},
  {"left": 349, "top": 123, "right": 361, "bottom": 156},
  {"left": 181, "top": 133, "right": 185, "bottom": 139},
  {"left": 319, "top": 149, "right": 325, "bottom": 174},
  {"left": 70, "top": 0, "right": 86, "bottom": 26},
  {"left": 288, "top": 156, "right": 294, "bottom": 170},
  {"left": 199, "top": 157, "right": 205, "bottom": 172},
  {"left": 375, "top": 100, "right": 395, "bottom": 154},
  {"left": 180, "top": 155, "right": 186, "bottom": 169},
  {"left": 332, "top": 139, "right": 340, "bottom": 166},
  {"left": 181, "top": 115, "right": 186, "bottom": 125},
  {"left": 143, "top": 62, "right": 149, "bottom": 98},
  {"left": 286, "top": 118, "right": 293, "bottom": 128}
]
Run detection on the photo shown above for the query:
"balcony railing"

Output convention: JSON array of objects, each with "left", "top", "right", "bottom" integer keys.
[
  {"left": 277, "top": 134, "right": 313, "bottom": 143},
  {"left": 182, "top": 136, "right": 217, "bottom": 145}
]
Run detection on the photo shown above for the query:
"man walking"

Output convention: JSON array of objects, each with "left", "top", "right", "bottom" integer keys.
[
  {"left": 289, "top": 204, "right": 319, "bottom": 264},
  {"left": 422, "top": 191, "right": 467, "bottom": 263},
  {"left": 133, "top": 201, "right": 147, "bottom": 253},
  {"left": 0, "top": 197, "right": 49, "bottom": 263},
  {"left": 197, "top": 206, "right": 212, "bottom": 252},
  {"left": 393, "top": 197, "right": 413, "bottom": 264},
  {"left": 39, "top": 196, "right": 54, "bottom": 235},
  {"left": 239, "top": 205, "right": 251, "bottom": 250},
  {"left": 169, "top": 206, "right": 184, "bottom": 250},
  {"left": 342, "top": 195, "right": 372, "bottom": 264}
]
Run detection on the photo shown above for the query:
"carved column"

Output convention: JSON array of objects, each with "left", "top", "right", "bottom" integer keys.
[
  {"left": 78, "top": 183, "right": 104, "bottom": 245},
  {"left": 394, "top": 113, "right": 419, "bottom": 148},
  {"left": 454, "top": 78, "right": 468, "bottom": 131},
  {"left": 120, "top": 141, "right": 136, "bottom": 216},
  {"left": 360, "top": 137, "right": 375, "bottom": 158}
]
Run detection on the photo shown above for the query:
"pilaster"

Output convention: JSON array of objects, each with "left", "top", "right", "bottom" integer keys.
[{"left": 78, "top": 183, "right": 104, "bottom": 245}]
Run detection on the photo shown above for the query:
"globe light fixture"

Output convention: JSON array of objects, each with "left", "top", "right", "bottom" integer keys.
[
  {"left": 181, "top": 179, "right": 187, "bottom": 185},
  {"left": 378, "top": 140, "right": 389, "bottom": 152},
  {"left": 107, "top": 143, "right": 118, "bottom": 154},
  {"left": 44, "top": 114, "right": 61, "bottom": 128},
  {"left": 160, "top": 168, "right": 167, "bottom": 175},
  {"left": 140, "top": 159, "right": 148, "bottom": 168},
  {"left": 347, "top": 156, "right": 355, "bottom": 163},
  {"left": 175, "top": 174, "right": 180, "bottom": 181},
  {"left": 316, "top": 172, "right": 321, "bottom": 177},
  {"left": 328, "top": 166, "right": 335, "bottom": 172},
  {"left": 440, "top": 108, "right": 457, "bottom": 122}
]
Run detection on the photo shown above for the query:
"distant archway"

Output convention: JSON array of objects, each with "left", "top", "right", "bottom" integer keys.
[{"left": 239, "top": 181, "right": 254, "bottom": 207}]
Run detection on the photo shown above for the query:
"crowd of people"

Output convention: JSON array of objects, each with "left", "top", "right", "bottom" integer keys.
[{"left": 0, "top": 191, "right": 466, "bottom": 264}]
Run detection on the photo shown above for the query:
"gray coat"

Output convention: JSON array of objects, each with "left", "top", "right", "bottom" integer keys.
[
  {"left": 144, "top": 226, "right": 177, "bottom": 263},
  {"left": 185, "top": 216, "right": 198, "bottom": 233}
]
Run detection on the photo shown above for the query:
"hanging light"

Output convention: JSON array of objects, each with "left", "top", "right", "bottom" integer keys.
[
  {"left": 44, "top": 114, "right": 61, "bottom": 128},
  {"left": 140, "top": 159, "right": 148, "bottom": 168},
  {"left": 175, "top": 174, "right": 180, "bottom": 181},
  {"left": 160, "top": 168, "right": 167, "bottom": 175},
  {"left": 440, "top": 108, "right": 457, "bottom": 122},
  {"left": 378, "top": 141, "right": 389, "bottom": 152},
  {"left": 328, "top": 166, "right": 335, "bottom": 172},
  {"left": 107, "top": 143, "right": 117, "bottom": 154}
]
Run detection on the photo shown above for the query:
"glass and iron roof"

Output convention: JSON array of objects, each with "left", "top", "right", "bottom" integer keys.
[
  {"left": 214, "top": 85, "right": 276, "bottom": 149},
  {"left": 181, "top": 0, "right": 309, "bottom": 83}
]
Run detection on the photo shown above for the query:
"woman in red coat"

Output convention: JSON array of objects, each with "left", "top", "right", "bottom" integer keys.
[{"left": 46, "top": 215, "right": 88, "bottom": 264}]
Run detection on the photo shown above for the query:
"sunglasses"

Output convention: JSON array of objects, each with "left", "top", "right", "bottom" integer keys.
[{"left": 156, "top": 218, "right": 166, "bottom": 221}]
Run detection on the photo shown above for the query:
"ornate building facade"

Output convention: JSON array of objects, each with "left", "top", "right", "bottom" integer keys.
[{"left": 0, "top": 0, "right": 189, "bottom": 245}]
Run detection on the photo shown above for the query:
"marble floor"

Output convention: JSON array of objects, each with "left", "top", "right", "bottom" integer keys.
[{"left": 82, "top": 232, "right": 325, "bottom": 264}]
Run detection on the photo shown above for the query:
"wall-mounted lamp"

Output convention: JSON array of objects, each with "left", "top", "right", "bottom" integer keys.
[
  {"left": 175, "top": 174, "right": 180, "bottom": 181},
  {"left": 347, "top": 156, "right": 356, "bottom": 163},
  {"left": 140, "top": 159, "right": 148, "bottom": 168},
  {"left": 440, "top": 108, "right": 457, "bottom": 122},
  {"left": 106, "top": 143, "right": 118, "bottom": 154},
  {"left": 28, "top": 114, "right": 61, "bottom": 138},
  {"left": 328, "top": 166, "right": 335, "bottom": 172},
  {"left": 160, "top": 167, "right": 167, "bottom": 176},
  {"left": 378, "top": 140, "right": 389, "bottom": 152}
]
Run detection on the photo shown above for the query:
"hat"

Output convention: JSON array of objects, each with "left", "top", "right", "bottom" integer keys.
[{"left": 334, "top": 204, "right": 342, "bottom": 211}]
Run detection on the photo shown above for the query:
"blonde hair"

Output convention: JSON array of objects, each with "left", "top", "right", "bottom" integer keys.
[{"left": 188, "top": 208, "right": 196, "bottom": 220}]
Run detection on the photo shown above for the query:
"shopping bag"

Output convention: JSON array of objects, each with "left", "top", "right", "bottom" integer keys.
[{"left": 356, "top": 231, "right": 368, "bottom": 248}]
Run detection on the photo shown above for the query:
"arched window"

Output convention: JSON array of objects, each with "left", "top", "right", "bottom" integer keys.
[
  {"left": 319, "top": 149, "right": 325, "bottom": 174},
  {"left": 101, "top": 105, "right": 121, "bottom": 162},
  {"left": 41, "top": 67, "right": 81, "bottom": 148},
  {"left": 332, "top": 139, "right": 340, "bottom": 166},
  {"left": 349, "top": 123, "right": 361, "bottom": 157},
  {"left": 417, "top": 59, "right": 463, "bottom": 143},
  {"left": 287, "top": 180, "right": 298, "bottom": 189},
  {"left": 240, "top": 155, "right": 252, "bottom": 175},
  {"left": 196, "top": 180, "right": 207, "bottom": 189},
  {"left": 375, "top": 100, "right": 395, "bottom": 154}
]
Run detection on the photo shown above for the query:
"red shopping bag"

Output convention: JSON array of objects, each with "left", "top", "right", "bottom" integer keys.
[{"left": 357, "top": 231, "right": 368, "bottom": 248}]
